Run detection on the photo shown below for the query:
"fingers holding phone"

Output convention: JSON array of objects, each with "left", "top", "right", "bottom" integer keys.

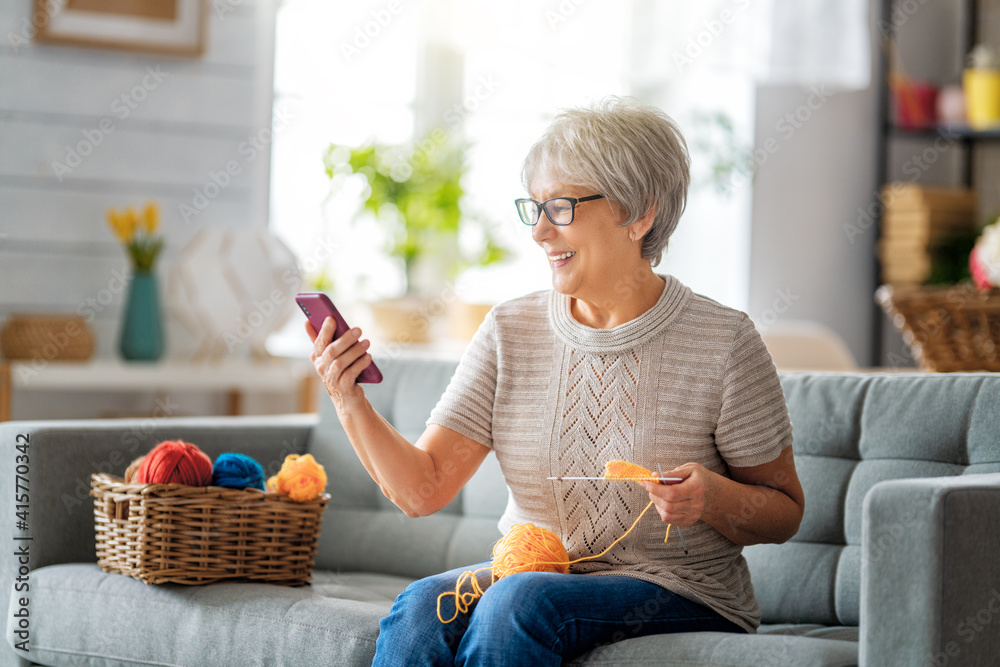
[
  {"left": 297, "top": 292, "right": 383, "bottom": 412},
  {"left": 308, "top": 318, "right": 373, "bottom": 407}
]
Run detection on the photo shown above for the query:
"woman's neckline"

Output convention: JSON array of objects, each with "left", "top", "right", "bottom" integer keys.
[{"left": 549, "top": 275, "right": 690, "bottom": 353}]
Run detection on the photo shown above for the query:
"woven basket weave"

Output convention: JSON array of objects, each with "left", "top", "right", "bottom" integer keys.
[
  {"left": 91, "top": 473, "right": 329, "bottom": 586},
  {"left": 876, "top": 284, "right": 1000, "bottom": 372},
  {"left": 1, "top": 314, "right": 94, "bottom": 361}
]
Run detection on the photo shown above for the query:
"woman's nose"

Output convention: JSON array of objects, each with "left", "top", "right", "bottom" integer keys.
[{"left": 531, "top": 215, "right": 557, "bottom": 244}]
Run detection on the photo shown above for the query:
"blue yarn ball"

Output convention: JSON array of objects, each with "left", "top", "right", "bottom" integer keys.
[{"left": 212, "top": 453, "right": 265, "bottom": 491}]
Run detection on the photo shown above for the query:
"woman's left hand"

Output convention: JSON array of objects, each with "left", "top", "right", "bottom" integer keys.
[{"left": 640, "top": 463, "right": 718, "bottom": 527}]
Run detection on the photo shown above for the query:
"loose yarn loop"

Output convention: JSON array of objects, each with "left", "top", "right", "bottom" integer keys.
[
  {"left": 135, "top": 440, "right": 213, "bottom": 486},
  {"left": 437, "top": 501, "right": 661, "bottom": 623},
  {"left": 212, "top": 452, "right": 266, "bottom": 491}
]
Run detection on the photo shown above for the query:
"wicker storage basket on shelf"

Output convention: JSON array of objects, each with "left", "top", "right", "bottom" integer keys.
[
  {"left": 0, "top": 314, "right": 94, "bottom": 361},
  {"left": 876, "top": 284, "right": 1000, "bottom": 372},
  {"left": 91, "top": 473, "right": 329, "bottom": 586}
]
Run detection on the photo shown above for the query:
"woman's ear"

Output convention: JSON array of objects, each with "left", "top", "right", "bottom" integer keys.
[{"left": 633, "top": 204, "right": 658, "bottom": 241}]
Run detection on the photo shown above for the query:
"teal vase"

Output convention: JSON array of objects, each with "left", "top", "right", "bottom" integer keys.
[{"left": 119, "top": 270, "right": 164, "bottom": 361}]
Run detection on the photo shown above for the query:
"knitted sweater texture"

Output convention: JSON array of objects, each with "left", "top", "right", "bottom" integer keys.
[{"left": 427, "top": 275, "right": 792, "bottom": 632}]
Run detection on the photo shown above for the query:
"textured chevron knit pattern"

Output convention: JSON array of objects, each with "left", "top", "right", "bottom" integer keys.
[{"left": 428, "top": 275, "right": 792, "bottom": 632}]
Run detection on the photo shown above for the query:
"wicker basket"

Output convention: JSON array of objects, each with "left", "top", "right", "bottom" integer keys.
[
  {"left": 0, "top": 314, "right": 94, "bottom": 361},
  {"left": 876, "top": 284, "right": 1000, "bottom": 372},
  {"left": 91, "top": 473, "right": 329, "bottom": 586}
]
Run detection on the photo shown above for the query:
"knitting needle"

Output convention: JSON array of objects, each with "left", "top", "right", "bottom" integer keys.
[
  {"left": 659, "top": 464, "right": 688, "bottom": 555},
  {"left": 546, "top": 476, "right": 684, "bottom": 483}
]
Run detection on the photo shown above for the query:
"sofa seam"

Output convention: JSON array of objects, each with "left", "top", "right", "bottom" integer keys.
[
  {"left": 26, "top": 644, "right": 184, "bottom": 666},
  {"left": 32, "top": 584, "right": 378, "bottom": 645}
]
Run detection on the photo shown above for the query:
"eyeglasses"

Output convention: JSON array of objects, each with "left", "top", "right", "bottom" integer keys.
[{"left": 514, "top": 194, "right": 605, "bottom": 226}]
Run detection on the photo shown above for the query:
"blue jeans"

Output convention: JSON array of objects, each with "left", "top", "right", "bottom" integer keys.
[{"left": 373, "top": 562, "right": 743, "bottom": 666}]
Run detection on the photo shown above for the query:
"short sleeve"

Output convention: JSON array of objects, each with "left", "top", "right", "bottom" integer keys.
[
  {"left": 715, "top": 314, "right": 792, "bottom": 468},
  {"left": 426, "top": 309, "right": 498, "bottom": 449}
]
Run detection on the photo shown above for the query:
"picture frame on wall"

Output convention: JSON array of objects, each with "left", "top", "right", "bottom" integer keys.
[{"left": 33, "top": 0, "right": 208, "bottom": 57}]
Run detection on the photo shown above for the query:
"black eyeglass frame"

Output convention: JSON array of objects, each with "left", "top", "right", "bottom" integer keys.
[{"left": 514, "top": 194, "right": 606, "bottom": 226}]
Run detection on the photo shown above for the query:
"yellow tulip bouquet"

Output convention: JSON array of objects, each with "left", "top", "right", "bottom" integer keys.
[{"left": 107, "top": 202, "right": 163, "bottom": 272}]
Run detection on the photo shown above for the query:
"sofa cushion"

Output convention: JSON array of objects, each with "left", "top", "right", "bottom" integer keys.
[
  {"left": 12, "top": 563, "right": 410, "bottom": 667},
  {"left": 567, "top": 630, "right": 858, "bottom": 666}
]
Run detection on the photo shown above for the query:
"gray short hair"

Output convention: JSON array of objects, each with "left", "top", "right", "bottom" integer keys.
[{"left": 521, "top": 97, "right": 690, "bottom": 266}]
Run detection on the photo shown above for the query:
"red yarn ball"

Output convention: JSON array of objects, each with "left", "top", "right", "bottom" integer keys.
[{"left": 135, "top": 440, "right": 213, "bottom": 486}]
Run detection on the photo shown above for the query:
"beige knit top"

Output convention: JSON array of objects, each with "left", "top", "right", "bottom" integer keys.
[{"left": 427, "top": 275, "right": 792, "bottom": 632}]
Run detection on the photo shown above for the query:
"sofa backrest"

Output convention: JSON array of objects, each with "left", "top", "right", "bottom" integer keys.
[
  {"left": 308, "top": 357, "right": 1000, "bottom": 627},
  {"left": 744, "top": 372, "right": 1000, "bottom": 627}
]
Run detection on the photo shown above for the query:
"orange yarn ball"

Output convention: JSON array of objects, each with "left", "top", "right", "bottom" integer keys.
[
  {"left": 491, "top": 523, "right": 570, "bottom": 578},
  {"left": 271, "top": 454, "right": 327, "bottom": 501},
  {"left": 135, "top": 440, "right": 213, "bottom": 486}
]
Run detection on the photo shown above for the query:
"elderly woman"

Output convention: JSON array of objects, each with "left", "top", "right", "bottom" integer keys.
[{"left": 307, "top": 97, "right": 804, "bottom": 665}]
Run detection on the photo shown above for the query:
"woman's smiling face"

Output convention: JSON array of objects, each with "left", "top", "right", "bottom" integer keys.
[{"left": 529, "top": 176, "right": 631, "bottom": 300}]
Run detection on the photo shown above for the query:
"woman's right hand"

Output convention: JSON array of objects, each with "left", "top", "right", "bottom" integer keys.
[{"left": 306, "top": 317, "right": 373, "bottom": 412}]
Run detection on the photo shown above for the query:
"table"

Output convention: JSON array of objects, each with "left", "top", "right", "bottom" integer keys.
[{"left": 0, "top": 358, "right": 318, "bottom": 422}]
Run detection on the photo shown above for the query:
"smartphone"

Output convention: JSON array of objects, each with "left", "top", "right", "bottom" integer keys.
[{"left": 296, "top": 292, "right": 383, "bottom": 383}]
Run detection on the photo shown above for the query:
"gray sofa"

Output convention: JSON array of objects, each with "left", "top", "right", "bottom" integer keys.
[{"left": 2, "top": 355, "right": 999, "bottom": 667}]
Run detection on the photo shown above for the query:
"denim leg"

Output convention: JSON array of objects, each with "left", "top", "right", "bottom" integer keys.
[
  {"left": 454, "top": 572, "right": 743, "bottom": 667},
  {"left": 372, "top": 562, "right": 491, "bottom": 667}
]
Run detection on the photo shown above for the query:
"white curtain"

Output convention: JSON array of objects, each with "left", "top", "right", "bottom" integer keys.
[{"left": 632, "top": 0, "right": 872, "bottom": 90}]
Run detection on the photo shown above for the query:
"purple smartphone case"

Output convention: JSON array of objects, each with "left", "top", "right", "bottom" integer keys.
[{"left": 296, "top": 292, "right": 383, "bottom": 383}]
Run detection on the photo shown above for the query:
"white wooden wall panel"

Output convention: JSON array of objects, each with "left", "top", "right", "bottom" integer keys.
[
  {"left": 0, "top": 54, "right": 257, "bottom": 127},
  {"left": 0, "top": 120, "right": 261, "bottom": 187},
  {"left": 0, "top": 186, "right": 255, "bottom": 243},
  {"left": 0, "top": 0, "right": 278, "bottom": 377}
]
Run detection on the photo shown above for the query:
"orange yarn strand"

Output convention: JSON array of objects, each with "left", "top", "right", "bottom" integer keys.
[{"left": 437, "top": 501, "right": 664, "bottom": 623}]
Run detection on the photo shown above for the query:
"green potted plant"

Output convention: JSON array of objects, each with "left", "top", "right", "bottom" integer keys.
[{"left": 323, "top": 132, "right": 508, "bottom": 342}]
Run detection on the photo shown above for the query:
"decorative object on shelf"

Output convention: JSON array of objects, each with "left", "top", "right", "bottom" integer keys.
[
  {"left": 323, "top": 134, "right": 508, "bottom": 342},
  {"left": 876, "top": 284, "right": 1000, "bottom": 372},
  {"left": 0, "top": 314, "right": 94, "bottom": 361},
  {"left": 963, "top": 45, "right": 1000, "bottom": 129},
  {"left": 108, "top": 202, "right": 165, "bottom": 362},
  {"left": 32, "top": 0, "right": 208, "bottom": 57},
  {"left": 970, "top": 219, "right": 1000, "bottom": 292},
  {"left": 165, "top": 229, "right": 300, "bottom": 361},
  {"left": 887, "top": 37, "right": 938, "bottom": 130},
  {"left": 936, "top": 84, "right": 967, "bottom": 126},
  {"left": 876, "top": 184, "right": 978, "bottom": 286}
]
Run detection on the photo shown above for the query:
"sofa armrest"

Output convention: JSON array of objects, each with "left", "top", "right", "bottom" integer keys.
[
  {"left": 0, "top": 414, "right": 316, "bottom": 666},
  {"left": 860, "top": 473, "right": 1000, "bottom": 667}
]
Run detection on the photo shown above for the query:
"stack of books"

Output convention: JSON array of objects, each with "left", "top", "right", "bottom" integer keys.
[{"left": 877, "top": 184, "right": 977, "bottom": 284}]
